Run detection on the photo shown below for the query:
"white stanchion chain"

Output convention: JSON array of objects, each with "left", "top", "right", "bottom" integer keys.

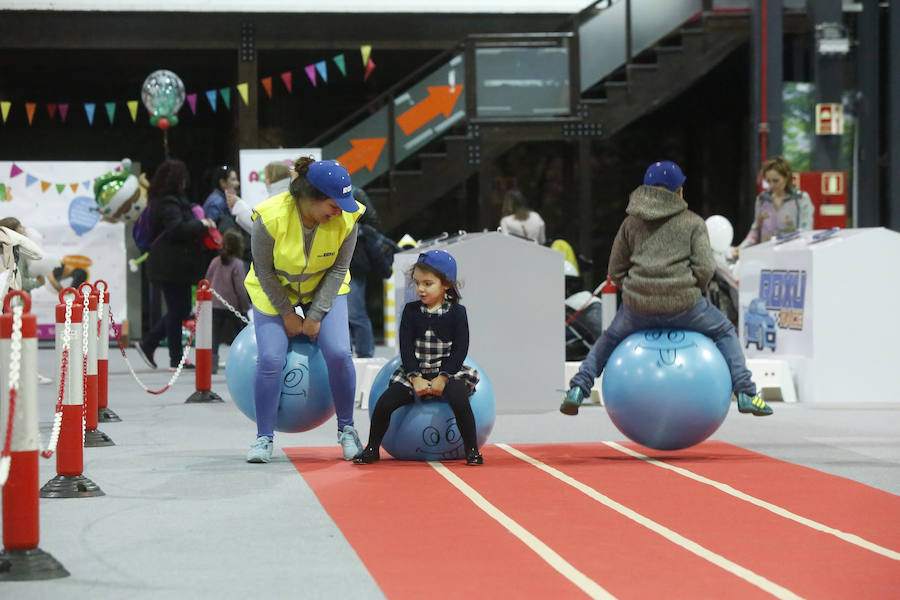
[
  {"left": 0, "top": 304, "right": 24, "bottom": 486},
  {"left": 97, "top": 286, "right": 106, "bottom": 338},
  {"left": 209, "top": 287, "right": 250, "bottom": 325},
  {"left": 107, "top": 304, "right": 196, "bottom": 394},
  {"left": 42, "top": 296, "right": 73, "bottom": 459}
]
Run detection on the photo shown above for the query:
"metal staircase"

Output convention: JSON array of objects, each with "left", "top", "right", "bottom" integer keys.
[{"left": 306, "top": 0, "right": 805, "bottom": 234}]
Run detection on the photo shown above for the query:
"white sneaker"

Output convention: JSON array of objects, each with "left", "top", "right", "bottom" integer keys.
[
  {"left": 338, "top": 426, "right": 363, "bottom": 461},
  {"left": 246, "top": 436, "right": 274, "bottom": 463}
]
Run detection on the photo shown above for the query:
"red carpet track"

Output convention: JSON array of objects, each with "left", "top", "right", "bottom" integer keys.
[{"left": 286, "top": 443, "right": 900, "bottom": 600}]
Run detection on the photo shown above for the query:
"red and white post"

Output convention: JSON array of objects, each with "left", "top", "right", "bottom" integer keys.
[
  {"left": 186, "top": 280, "right": 222, "bottom": 404},
  {"left": 79, "top": 283, "right": 113, "bottom": 447},
  {"left": 0, "top": 291, "right": 69, "bottom": 580},
  {"left": 94, "top": 280, "right": 120, "bottom": 422},
  {"left": 601, "top": 276, "right": 618, "bottom": 332},
  {"left": 40, "top": 288, "right": 103, "bottom": 498}
]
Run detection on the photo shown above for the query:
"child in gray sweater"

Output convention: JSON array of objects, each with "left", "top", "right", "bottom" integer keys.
[{"left": 560, "top": 161, "right": 772, "bottom": 417}]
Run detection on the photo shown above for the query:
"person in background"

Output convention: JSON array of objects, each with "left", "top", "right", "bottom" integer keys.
[
  {"left": 347, "top": 187, "right": 393, "bottom": 358},
  {"left": 0, "top": 217, "right": 45, "bottom": 293},
  {"left": 732, "top": 156, "right": 814, "bottom": 259},
  {"left": 134, "top": 158, "right": 215, "bottom": 371},
  {"left": 203, "top": 229, "right": 251, "bottom": 374},
  {"left": 243, "top": 157, "right": 365, "bottom": 464},
  {"left": 202, "top": 165, "right": 240, "bottom": 226},
  {"left": 560, "top": 160, "right": 772, "bottom": 418},
  {"left": 228, "top": 161, "right": 292, "bottom": 234},
  {"left": 499, "top": 188, "right": 546, "bottom": 245}
]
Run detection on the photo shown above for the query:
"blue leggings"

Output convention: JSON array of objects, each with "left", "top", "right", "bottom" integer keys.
[{"left": 252, "top": 295, "right": 356, "bottom": 438}]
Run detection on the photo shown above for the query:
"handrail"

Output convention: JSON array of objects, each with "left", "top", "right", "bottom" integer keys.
[{"left": 306, "top": 41, "right": 465, "bottom": 147}]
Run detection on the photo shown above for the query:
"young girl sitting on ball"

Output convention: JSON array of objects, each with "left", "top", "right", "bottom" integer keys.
[
  {"left": 560, "top": 161, "right": 772, "bottom": 418},
  {"left": 353, "top": 250, "right": 484, "bottom": 465}
]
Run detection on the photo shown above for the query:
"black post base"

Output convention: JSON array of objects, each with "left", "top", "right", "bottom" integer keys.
[
  {"left": 84, "top": 429, "right": 115, "bottom": 447},
  {"left": 186, "top": 389, "right": 224, "bottom": 404},
  {"left": 0, "top": 548, "right": 69, "bottom": 581},
  {"left": 40, "top": 474, "right": 105, "bottom": 498},
  {"left": 98, "top": 407, "right": 122, "bottom": 422}
]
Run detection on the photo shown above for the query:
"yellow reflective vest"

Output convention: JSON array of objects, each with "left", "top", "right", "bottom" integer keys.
[{"left": 244, "top": 192, "right": 364, "bottom": 315}]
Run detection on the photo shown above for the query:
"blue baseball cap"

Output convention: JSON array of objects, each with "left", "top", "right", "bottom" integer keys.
[
  {"left": 306, "top": 160, "right": 358, "bottom": 212},
  {"left": 643, "top": 161, "right": 686, "bottom": 192},
  {"left": 417, "top": 250, "right": 457, "bottom": 281}
]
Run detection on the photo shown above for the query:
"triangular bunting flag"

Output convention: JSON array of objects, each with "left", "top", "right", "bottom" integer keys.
[
  {"left": 280, "top": 71, "right": 292, "bottom": 93},
  {"left": 25, "top": 103, "right": 36, "bottom": 125},
  {"left": 205, "top": 90, "right": 217, "bottom": 112},
  {"left": 305, "top": 64, "right": 317, "bottom": 87},
  {"left": 361, "top": 45, "right": 372, "bottom": 67},
  {"left": 333, "top": 54, "right": 347, "bottom": 77},
  {"left": 82, "top": 180, "right": 91, "bottom": 189},
  {"left": 10, "top": 164, "right": 22, "bottom": 178},
  {"left": 25, "top": 174, "right": 37, "bottom": 187},
  {"left": 237, "top": 83, "right": 249, "bottom": 105},
  {"left": 84, "top": 103, "right": 96, "bottom": 125},
  {"left": 47, "top": 103, "right": 58, "bottom": 119},
  {"left": 261, "top": 77, "right": 273, "bottom": 99},
  {"left": 219, "top": 88, "right": 231, "bottom": 109},
  {"left": 1, "top": 101, "right": 10, "bottom": 123},
  {"left": 59, "top": 104, "right": 69, "bottom": 122},
  {"left": 187, "top": 93, "right": 198, "bottom": 115},
  {"left": 105, "top": 102, "right": 116, "bottom": 124},
  {"left": 70, "top": 183, "right": 79, "bottom": 193},
  {"left": 127, "top": 100, "right": 139, "bottom": 122},
  {"left": 41, "top": 181, "right": 51, "bottom": 192},
  {"left": 56, "top": 184, "right": 66, "bottom": 194},
  {"left": 315, "top": 61, "right": 328, "bottom": 84},
  {"left": 364, "top": 58, "right": 376, "bottom": 81}
]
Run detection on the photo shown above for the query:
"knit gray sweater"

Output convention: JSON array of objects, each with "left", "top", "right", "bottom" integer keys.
[{"left": 607, "top": 185, "right": 715, "bottom": 314}]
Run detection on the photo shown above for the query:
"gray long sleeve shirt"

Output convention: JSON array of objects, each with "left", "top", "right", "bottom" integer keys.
[{"left": 250, "top": 217, "right": 358, "bottom": 321}]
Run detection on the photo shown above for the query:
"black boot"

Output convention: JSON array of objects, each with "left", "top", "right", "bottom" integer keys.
[
  {"left": 465, "top": 448, "right": 484, "bottom": 466},
  {"left": 353, "top": 447, "right": 380, "bottom": 464}
]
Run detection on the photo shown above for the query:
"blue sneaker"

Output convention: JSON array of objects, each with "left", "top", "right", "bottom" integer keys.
[
  {"left": 246, "top": 436, "right": 274, "bottom": 463},
  {"left": 338, "top": 426, "right": 363, "bottom": 461},
  {"left": 560, "top": 387, "right": 586, "bottom": 416}
]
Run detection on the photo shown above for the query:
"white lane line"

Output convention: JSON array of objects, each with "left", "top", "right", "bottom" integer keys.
[
  {"left": 496, "top": 443, "right": 805, "bottom": 600},
  {"left": 604, "top": 441, "right": 900, "bottom": 562},
  {"left": 428, "top": 461, "right": 616, "bottom": 600}
]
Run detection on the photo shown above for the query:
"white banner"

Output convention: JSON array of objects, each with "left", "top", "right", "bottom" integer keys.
[
  {"left": 238, "top": 148, "right": 321, "bottom": 213},
  {"left": 0, "top": 161, "right": 126, "bottom": 338}
]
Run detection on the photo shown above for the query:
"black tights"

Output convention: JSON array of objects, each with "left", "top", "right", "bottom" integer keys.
[{"left": 365, "top": 380, "right": 478, "bottom": 454}]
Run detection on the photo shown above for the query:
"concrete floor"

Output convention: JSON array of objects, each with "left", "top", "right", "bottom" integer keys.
[{"left": 2, "top": 345, "right": 899, "bottom": 598}]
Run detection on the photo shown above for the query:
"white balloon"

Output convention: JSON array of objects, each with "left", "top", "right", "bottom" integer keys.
[{"left": 705, "top": 215, "right": 734, "bottom": 254}]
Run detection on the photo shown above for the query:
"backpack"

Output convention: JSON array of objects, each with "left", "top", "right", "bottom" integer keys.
[{"left": 132, "top": 205, "right": 159, "bottom": 253}]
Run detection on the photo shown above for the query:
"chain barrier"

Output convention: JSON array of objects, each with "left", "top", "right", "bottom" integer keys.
[
  {"left": 108, "top": 303, "right": 198, "bottom": 395},
  {"left": 209, "top": 287, "right": 250, "bottom": 325},
  {"left": 0, "top": 303, "right": 24, "bottom": 486},
  {"left": 41, "top": 294, "right": 73, "bottom": 459},
  {"left": 80, "top": 289, "right": 90, "bottom": 444}
]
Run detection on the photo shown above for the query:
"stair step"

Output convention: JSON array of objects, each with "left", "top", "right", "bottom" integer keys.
[{"left": 604, "top": 80, "right": 630, "bottom": 102}]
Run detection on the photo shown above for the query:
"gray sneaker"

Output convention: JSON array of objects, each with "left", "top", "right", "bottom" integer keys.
[
  {"left": 338, "top": 426, "right": 363, "bottom": 461},
  {"left": 246, "top": 436, "right": 274, "bottom": 463}
]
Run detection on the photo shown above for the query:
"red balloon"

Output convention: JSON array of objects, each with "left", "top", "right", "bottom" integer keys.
[{"left": 158, "top": 117, "right": 170, "bottom": 130}]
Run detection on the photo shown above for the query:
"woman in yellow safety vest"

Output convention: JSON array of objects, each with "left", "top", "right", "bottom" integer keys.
[{"left": 243, "top": 157, "right": 365, "bottom": 464}]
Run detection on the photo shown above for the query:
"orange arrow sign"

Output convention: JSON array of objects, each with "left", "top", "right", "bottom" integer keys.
[
  {"left": 337, "top": 137, "right": 387, "bottom": 174},
  {"left": 396, "top": 85, "right": 464, "bottom": 136}
]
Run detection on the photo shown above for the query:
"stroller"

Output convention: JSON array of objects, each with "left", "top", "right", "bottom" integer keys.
[{"left": 565, "top": 291, "right": 605, "bottom": 361}]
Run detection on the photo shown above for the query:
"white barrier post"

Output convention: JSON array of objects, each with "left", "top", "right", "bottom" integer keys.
[
  {"left": 383, "top": 275, "right": 396, "bottom": 348},
  {"left": 601, "top": 276, "right": 617, "bottom": 332},
  {"left": 79, "top": 283, "right": 113, "bottom": 447},
  {"left": 0, "top": 291, "right": 69, "bottom": 580},
  {"left": 40, "top": 288, "right": 103, "bottom": 499},
  {"left": 94, "top": 280, "right": 120, "bottom": 422}
]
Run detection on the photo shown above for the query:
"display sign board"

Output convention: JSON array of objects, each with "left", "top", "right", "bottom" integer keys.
[
  {"left": 238, "top": 147, "right": 321, "bottom": 211},
  {"left": 815, "top": 102, "right": 843, "bottom": 135},
  {"left": 793, "top": 171, "right": 847, "bottom": 229}
]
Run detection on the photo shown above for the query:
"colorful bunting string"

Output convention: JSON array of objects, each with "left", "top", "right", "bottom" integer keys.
[
  {"left": 280, "top": 71, "right": 292, "bottom": 93},
  {"left": 219, "top": 87, "right": 231, "bottom": 110},
  {"left": 8, "top": 162, "right": 96, "bottom": 196},
  {"left": 305, "top": 65, "right": 317, "bottom": 87},
  {"left": 261, "top": 76, "right": 273, "bottom": 99}
]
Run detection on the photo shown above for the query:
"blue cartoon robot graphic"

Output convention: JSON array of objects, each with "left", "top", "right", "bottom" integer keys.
[{"left": 744, "top": 298, "right": 776, "bottom": 351}]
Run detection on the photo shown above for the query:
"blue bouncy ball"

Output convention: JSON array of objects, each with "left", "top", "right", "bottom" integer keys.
[
  {"left": 601, "top": 329, "right": 732, "bottom": 450},
  {"left": 225, "top": 325, "right": 335, "bottom": 433},
  {"left": 368, "top": 355, "right": 495, "bottom": 461}
]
